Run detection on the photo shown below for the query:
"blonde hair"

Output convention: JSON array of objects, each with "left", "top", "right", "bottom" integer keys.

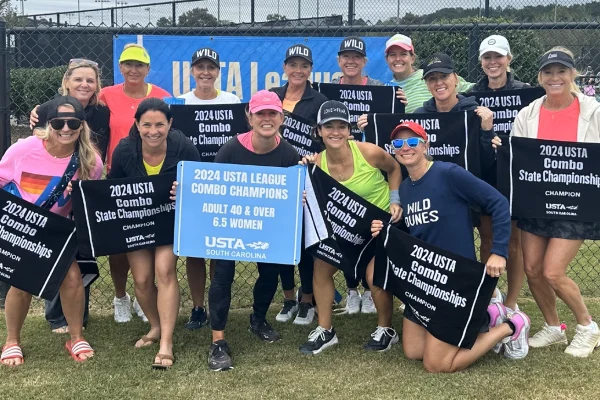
[
  {"left": 538, "top": 46, "right": 580, "bottom": 94},
  {"left": 60, "top": 61, "right": 103, "bottom": 107},
  {"left": 123, "top": 43, "right": 146, "bottom": 52},
  {"left": 36, "top": 103, "right": 99, "bottom": 180}
]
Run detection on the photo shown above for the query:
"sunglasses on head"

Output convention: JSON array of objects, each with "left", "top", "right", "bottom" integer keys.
[
  {"left": 391, "top": 137, "right": 425, "bottom": 149},
  {"left": 50, "top": 119, "right": 82, "bottom": 131},
  {"left": 69, "top": 58, "right": 99, "bottom": 67}
]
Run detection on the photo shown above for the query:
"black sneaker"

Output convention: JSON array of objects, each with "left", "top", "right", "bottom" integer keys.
[
  {"left": 249, "top": 314, "right": 281, "bottom": 343},
  {"left": 184, "top": 306, "right": 208, "bottom": 330},
  {"left": 363, "top": 326, "right": 399, "bottom": 352},
  {"left": 299, "top": 326, "right": 338, "bottom": 355},
  {"left": 208, "top": 340, "right": 233, "bottom": 371}
]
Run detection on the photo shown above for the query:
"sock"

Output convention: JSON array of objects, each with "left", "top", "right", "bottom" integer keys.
[
  {"left": 506, "top": 320, "right": 516, "bottom": 336},
  {"left": 578, "top": 321, "right": 598, "bottom": 332},
  {"left": 546, "top": 324, "right": 563, "bottom": 333}
]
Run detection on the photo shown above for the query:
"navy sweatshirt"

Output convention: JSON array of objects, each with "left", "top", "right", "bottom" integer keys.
[{"left": 400, "top": 161, "right": 510, "bottom": 261}]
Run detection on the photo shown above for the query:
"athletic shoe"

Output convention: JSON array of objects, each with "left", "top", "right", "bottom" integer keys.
[
  {"left": 293, "top": 302, "right": 315, "bottom": 325},
  {"left": 299, "top": 326, "right": 338, "bottom": 355},
  {"left": 398, "top": 302, "right": 405, "bottom": 312},
  {"left": 132, "top": 297, "right": 148, "bottom": 323},
  {"left": 275, "top": 299, "right": 298, "bottom": 323},
  {"left": 504, "top": 310, "right": 531, "bottom": 360},
  {"left": 113, "top": 293, "right": 132, "bottom": 323},
  {"left": 345, "top": 290, "right": 361, "bottom": 314},
  {"left": 361, "top": 291, "right": 377, "bottom": 314},
  {"left": 185, "top": 306, "right": 208, "bottom": 330},
  {"left": 488, "top": 303, "right": 508, "bottom": 354},
  {"left": 249, "top": 315, "right": 281, "bottom": 343},
  {"left": 208, "top": 340, "right": 233, "bottom": 371},
  {"left": 529, "top": 323, "right": 568, "bottom": 348},
  {"left": 364, "top": 326, "right": 399, "bottom": 352},
  {"left": 564, "top": 321, "right": 600, "bottom": 358},
  {"left": 489, "top": 288, "right": 504, "bottom": 305}
]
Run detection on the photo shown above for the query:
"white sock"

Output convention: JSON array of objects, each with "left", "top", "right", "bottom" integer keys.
[
  {"left": 546, "top": 324, "right": 563, "bottom": 332},
  {"left": 115, "top": 294, "right": 128, "bottom": 300},
  {"left": 578, "top": 321, "right": 598, "bottom": 332}
]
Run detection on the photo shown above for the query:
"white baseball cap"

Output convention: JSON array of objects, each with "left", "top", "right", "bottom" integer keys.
[{"left": 479, "top": 35, "right": 511, "bottom": 58}]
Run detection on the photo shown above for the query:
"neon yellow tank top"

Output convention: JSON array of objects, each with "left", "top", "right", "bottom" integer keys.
[
  {"left": 321, "top": 141, "right": 390, "bottom": 211},
  {"left": 143, "top": 158, "right": 164, "bottom": 176}
]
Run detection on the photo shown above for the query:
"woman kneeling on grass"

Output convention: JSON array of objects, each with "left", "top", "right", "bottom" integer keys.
[
  {"left": 108, "top": 98, "right": 200, "bottom": 369},
  {"left": 371, "top": 121, "right": 531, "bottom": 372},
  {"left": 299, "top": 101, "right": 402, "bottom": 355},
  {"left": 1, "top": 96, "right": 103, "bottom": 366}
]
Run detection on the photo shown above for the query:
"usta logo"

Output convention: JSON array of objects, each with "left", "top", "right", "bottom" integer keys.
[{"left": 205, "top": 237, "right": 246, "bottom": 249}]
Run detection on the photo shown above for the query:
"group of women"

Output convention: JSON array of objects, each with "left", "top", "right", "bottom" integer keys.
[{"left": 0, "top": 32, "right": 599, "bottom": 372}]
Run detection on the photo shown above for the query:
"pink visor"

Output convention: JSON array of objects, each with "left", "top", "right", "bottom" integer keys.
[{"left": 249, "top": 90, "right": 283, "bottom": 113}]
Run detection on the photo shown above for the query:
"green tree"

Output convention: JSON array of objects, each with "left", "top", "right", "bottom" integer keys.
[
  {"left": 266, "top": 14, "right": 287, "bottom": 22},
  {"left": 177, "top": 7, "right": 218, "bottom": 27},
  {"left": 156, "top": 16, "right": 172, "bottom": 27}
]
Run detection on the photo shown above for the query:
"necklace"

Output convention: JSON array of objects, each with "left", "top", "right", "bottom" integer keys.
[
  {"left": 44, "top": 142, "right": 74, "bottom": 158},
  {"left": 410, "top": 161, "right": 433, "bottom": 183},
  {"left": 326, "top": 145, "right": 351, "bottom": 181}
]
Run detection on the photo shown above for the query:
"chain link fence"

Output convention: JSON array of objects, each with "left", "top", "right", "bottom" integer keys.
[{"left": 1, "top": 0, "right": 600, "bottom": 311}]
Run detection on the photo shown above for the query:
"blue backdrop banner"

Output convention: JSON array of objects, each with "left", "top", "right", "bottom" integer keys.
[
  {"left": 113, "top": 35, "right": 391, "bottom": 101},
  {"left": 174, "top": 161, "right": 306, "bottom": 265}
]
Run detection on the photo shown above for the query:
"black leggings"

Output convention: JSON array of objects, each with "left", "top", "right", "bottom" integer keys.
[
  {"left": 209, "top": 259, "right": 281, "bottom": 331},
  {"left": 279, "top": 248, "right": 313, "bottom": 295},
  {"left": 344, "top": 272, "right": 369, "bottom": 290}
]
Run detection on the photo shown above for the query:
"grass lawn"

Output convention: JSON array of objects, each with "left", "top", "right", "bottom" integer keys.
[{"left": 0, "top": 299, "right": 599, "bottom": 400}]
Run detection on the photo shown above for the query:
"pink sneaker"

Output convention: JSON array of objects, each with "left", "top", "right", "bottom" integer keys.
[
  {"left": 504, "top": 311, "right": 531, "bottom": 360},
  {"left": 488, "top": 303, "right": 508, "bottom": 354}
]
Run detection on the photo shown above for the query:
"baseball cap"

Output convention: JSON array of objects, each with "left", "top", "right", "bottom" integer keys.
[
  {"left": 46, "top": 96, "right": 86, "bottom": 121},
  {"left": 385, "top": 34, "right": 414, "bottom": 53},
  {"left": 338, "top": 37, "right": 366, "bottom": 56},
  {"left": 249, "top": 90, "right": 283, "bottom": 114},
  {"left": 317, "top": 101, "right": 351, "bottom": 126},
  {"left": 285, "top": 44, "right": 313, "bottom": 64},
  {"left": 390, "top": 121, "right": 427, "bottom": 141},
  {"left": 119, "top": 45, "right": 150, "bottom": 64},
  {"left": 479, "top": 35, "right": 511, "bottom": 58},
  {"left": 422, "top": 53, "right": 455, "bottom": 79},
  {"left": 191, "top": 47, "right": 220, "bottom": 67},
  {"left": 538, "top": 50, "right": 576, "bottom": 71}
]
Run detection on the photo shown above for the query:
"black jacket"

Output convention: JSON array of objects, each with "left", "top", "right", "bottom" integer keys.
[
  {"left": 108, "top": 129, "right": 200, "bottom": 179},
  {"left": 271, "top": 81, "right": 328, "bottom": 122},
  {"left": 470, "top": 72, "right": 530, "bottom": 93},
  {"left": 415, "top": 95, "right": 495, "bottom": 170}
]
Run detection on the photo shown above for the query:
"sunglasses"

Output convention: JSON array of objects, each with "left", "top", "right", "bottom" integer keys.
[
  {"left": 50, "top": 119, "right": 82, "bottom": 131},
  {"left": 391, "top": 137, "right": 425, "bottom": 149},
  {"left": 69, "top": 58, "right": 99, "bottom": 67}
]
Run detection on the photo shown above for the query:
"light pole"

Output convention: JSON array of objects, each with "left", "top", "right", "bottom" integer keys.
[
  {"left": 117, "top": 1, "right": 128, "bottom": 26},
  {"left": 144, "top": 7, "right": 150, "bottom": 25},
  {"left": 19, "top": 0, "right": 27, "bottom": 16},
  {"left": 95, "top": 0, "right": 110, "bottom": 24}
]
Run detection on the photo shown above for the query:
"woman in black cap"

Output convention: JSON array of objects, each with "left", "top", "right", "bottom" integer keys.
[
  {"left": 272, "top": 44, "right": 328, "bottom": 326},
  {"left": 331, "top": 36, "right": 383, "bottom": 86},
  {"left": 493, "top": 47, "right": 600, "bottom": 357},
  {"left": 0, "top": 96, "right": 103, "bottom": 366}
]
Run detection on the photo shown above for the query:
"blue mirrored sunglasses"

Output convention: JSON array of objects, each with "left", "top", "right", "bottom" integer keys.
[{"left": 391, "top": 137, "right": 425, "bottom": 149}]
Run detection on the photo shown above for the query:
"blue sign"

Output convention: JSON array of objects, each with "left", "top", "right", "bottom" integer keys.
[
  {"left": 113, "top": 35, "right": 390, "bottom": 101},
  {"left": 174, "top": 161, "right": 306, "bottom": 265}
]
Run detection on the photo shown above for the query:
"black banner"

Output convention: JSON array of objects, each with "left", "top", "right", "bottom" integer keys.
[
  {"left": 313, "top": 83, "right": 404, "bottom": 138},
  {"left": 71, "top": 173, "right": 176, "bottom": 257},
  {"left": 170, "top": 104, "right": 249, "bottom": 162},
  {"left": 0, "top": 190, "right": 78, "bottom": 300},
  {"left": 282, "top": 112, "right": 322, "bottom": 157},
  {"left": 303, "top": 164, "right": 390, "bottom": 277},
  {"left": 373, "top": 225, "right": 496, "bottom": 349},
  {"left": 473, "top": 87, "right": 545, "bottom": 135},
  {"left": 364, "top": 111, "right": 482, "bottom": 177},
  {"left": 497, "top": 136, "right": 600, "bottom": 222}
]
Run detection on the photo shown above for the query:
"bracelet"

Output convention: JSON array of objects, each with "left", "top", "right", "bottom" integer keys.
[{"left": 390, "top": 190, "right": 400, "bottom": 205}]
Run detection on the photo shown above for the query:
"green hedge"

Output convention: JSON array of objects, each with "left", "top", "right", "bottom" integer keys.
[{"left": 10, "top": 66, "right": 67, "bottom": 122}]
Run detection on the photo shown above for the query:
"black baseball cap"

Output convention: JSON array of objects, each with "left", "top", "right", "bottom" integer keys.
[
  {"left": 317, "top": 101, "right": 351, "bottom": 126},
  {"left": 285, "top": 44, "right": 313, "bottom": 64},
  {"left": 538, "top": 50, "right": 576, "bottom": 71},
  {"left": 47, "top": 96, "right": 86, "bottom": 121},
  {"left": 191, "top": 47, "right": 220, "bottom": 68},
  {"left": 422, "top": 53, "right": 455, "bottom": 79},
  {"left": 338, "top": 36, "right": 366, "bottom": 56}
]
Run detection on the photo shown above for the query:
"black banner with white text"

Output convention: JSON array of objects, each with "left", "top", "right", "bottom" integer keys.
[
  {"left": 71, "top": 173, "right": 176, "bottom": 257},
  {"left": 373, "top": 225, "right": 496, "bottom": 349},
  {"left": 303, "top": 164, "right": 390, "bottom": 277},
  {"left": 170, "top": 104, "right": 249, "bottom": 162},
  {"left": 0, "top": 190, "right": 78, "bottom": 300},
  {"left": 282, "top": 112, "right": 322, "bottom": 157},
  {"left": 313, "top": 83, "right": 404, "bottom": 138},
  {"left": 363, "top": 111, "right": 481, "bottom": 177},
  {"left": 497, "top": 136, "right": 600, "bottom": 222}
]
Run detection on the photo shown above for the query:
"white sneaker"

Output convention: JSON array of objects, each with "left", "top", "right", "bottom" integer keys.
[
  {"left": 276, "top": 299, "right": 298, "bottom": 322},
  {"left": 361, "top": 290, "right": 376, "bottom": 314},
  {"left": 504, "top": 310, "right": 530, "bottom": 360},
  {"left": 398, "top": 302, "right": 406, "bottom": 312},
  {"left": 529, "top": 323, "right": 568, "bottom": 348},
  {"left": 564, "top": 321, "right": 600, "bottom": 358},
  {"left": 345, "top": 290, "right": 361, "bottom": 314},
  {"left": 113, "top": 293, "right": 132, "bottom": 323},
  {"left": 133, "top": 297, "right": 148, "bottom": 323},
  {"left": 490, "top": 288, "right": 504, "bottom": 304},
  {"left": 294, "top": 302, "right": 315, "bottom": 325}
]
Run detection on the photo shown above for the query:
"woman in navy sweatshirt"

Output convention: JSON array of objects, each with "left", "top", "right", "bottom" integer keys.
[{"left": 371, "top": 121, "right": 531, "bottom": 372}]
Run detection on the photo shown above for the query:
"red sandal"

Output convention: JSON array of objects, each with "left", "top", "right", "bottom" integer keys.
[
  {"left": 1, "top": 344, "right": 24, "bottom": 366},
  {"left": 65, "top": 339, "right": 94, "bottom": 363}
]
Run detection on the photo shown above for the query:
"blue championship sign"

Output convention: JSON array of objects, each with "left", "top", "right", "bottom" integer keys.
[{"left": 174, "top": 161, "right": 305, "bottom": 265}]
